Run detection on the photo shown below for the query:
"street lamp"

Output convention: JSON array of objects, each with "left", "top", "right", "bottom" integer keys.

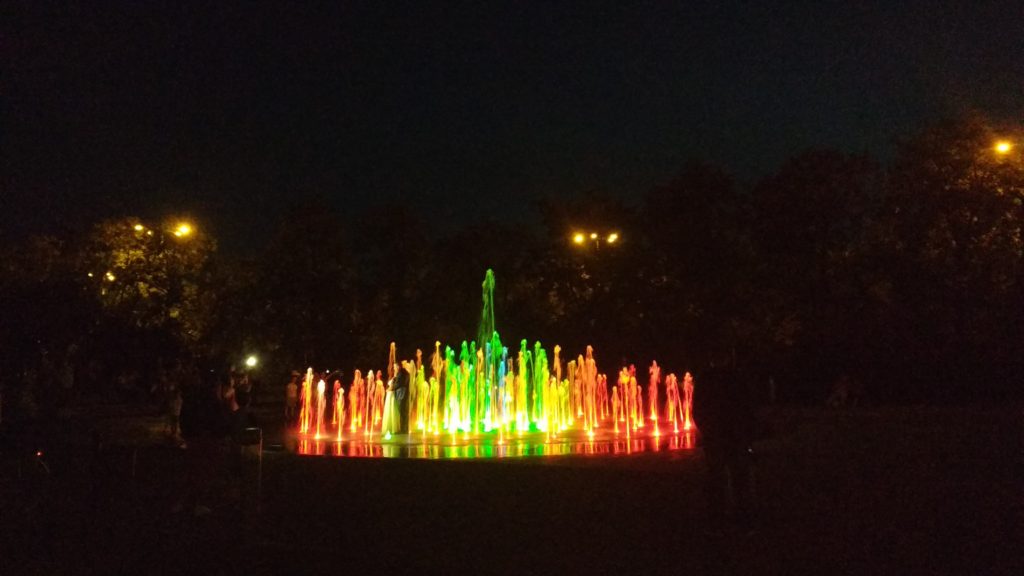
[
  {"left": 994, "top": 140, "right": 1012, "bottom": 155},
  {"left": 173, "top": 222, "right": 193, "bottom": 238},
  {"left": 245, "top": 355, "right": 258, "bottom": 369},
  {"left": 571, "top": 230, "right": 621, "bottom": 250}
]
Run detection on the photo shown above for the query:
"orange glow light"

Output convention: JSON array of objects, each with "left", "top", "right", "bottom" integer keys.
[{"left": 173, "top": 223, "right": 193, "bottom": 237}]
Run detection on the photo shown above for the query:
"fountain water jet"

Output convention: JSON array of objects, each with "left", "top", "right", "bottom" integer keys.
[{"left": 289, "top": 269, "right": 700, "bottom": 458}]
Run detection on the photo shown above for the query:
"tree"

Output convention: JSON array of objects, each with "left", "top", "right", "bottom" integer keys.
[
  {"left": 239, "top": 198, "right": 357, "bottom": 371},
  {"left": 884, "top": 116, "right": 1024, "bottom": 399},
  {"left": 639, "top": 162, "right": 756, "bottom": 368},
  {"left": 537, "top": 191, "right": 643, "bottom": 361},
  {"left": 751, "top": 150, "right": 889, "bottom": 397},
  {"left": 0, "top": 235, "right": 96, "bottom": 413},
  {"left": 76, "top": 217, "right": 216, "bottom": 345}
]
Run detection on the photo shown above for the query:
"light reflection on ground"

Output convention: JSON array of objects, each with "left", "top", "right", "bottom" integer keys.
[{"left": 290, "top": 429, "right": 697, "bottom": 459}]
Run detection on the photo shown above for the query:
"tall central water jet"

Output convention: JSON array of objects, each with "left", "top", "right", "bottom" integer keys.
[{"left": 478, "top": 269, "right": 496, "bottom": 351}]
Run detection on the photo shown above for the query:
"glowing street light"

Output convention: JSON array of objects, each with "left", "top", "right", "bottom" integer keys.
[
  {"left": 994, "top": 140, "right": 1012, "bottom": 155},
  {"left": 105, "top": 271, "right": 116, "bottom": 282},
  {"left": 245, "top": 355, "right": 258, "bottom": 368},
  {"left": 571, "top": 230, "right": 621, "bottom": 250},
  {"left": 173, "top": 222, "right": 193, "bottom": 238},
  {"left": 172, "top": 220, "right": 193, "bottom": 236},
  {"left": 133, "top": 224, "right": 144, "bottom": 232}
]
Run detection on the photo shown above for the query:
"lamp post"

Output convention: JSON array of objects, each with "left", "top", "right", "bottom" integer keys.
[
  {"left": 173, "top": 222, "right": 194, "bottom": 238},
  {"left": 572, "top": 230, "right": 620, "bottom": 251}
]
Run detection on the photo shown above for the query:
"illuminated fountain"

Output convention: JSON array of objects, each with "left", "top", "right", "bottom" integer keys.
[
  {"left": 333, "top": 383, "right": 345, "bottom": 441},
  {"left": 292, "top": 269, "right": 699, "bottom": 458},
  {"left": 649, "top": 361, "right": 661, "bottom": 434},
  {"left": 682, "top": 371, "right": 694, "bottom": 431},
  {"left": 298, "top": 368, "right": 313, "bottom": 434},
  {"left": 314, "top": 378, "right": 326, "bottom": 439}
]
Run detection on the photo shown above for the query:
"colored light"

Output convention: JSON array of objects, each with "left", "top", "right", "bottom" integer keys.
[
  {"left": 607, "top": 233, "right": 618, "bottom": 243},
  {"left": 995, "top": 140, "right": 1012, "bottom": 155},
  {"left": 245, "top": 355, "right": 258, "bottom": 368},
  {"left": 288, "top": 270, "right": 701, "bottom": 459},
  {"left": 573, "top": 233, "right": 585, "bottom": 244}
]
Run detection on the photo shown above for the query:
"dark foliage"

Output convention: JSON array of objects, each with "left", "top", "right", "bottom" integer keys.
[{"left": 2, "top": 115, "right": 1021, "bottom": 412}]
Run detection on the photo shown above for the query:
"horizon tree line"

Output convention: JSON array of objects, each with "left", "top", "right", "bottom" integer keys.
[{"left": 1, "top": 114, "right": 1021, "bottom": 417}]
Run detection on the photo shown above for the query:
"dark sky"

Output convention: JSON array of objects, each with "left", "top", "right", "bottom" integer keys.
[{"left": 5, "top": 1, "right": 1022, "bottom": 252}]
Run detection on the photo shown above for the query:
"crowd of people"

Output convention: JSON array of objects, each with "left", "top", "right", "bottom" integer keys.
[{"left": 172, "top": 367, "right": 257, "bottom": 516}]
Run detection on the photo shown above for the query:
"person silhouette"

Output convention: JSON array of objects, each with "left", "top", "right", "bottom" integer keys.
[{"left": 692, "top": 355, "right": 757, "bottom": 535}]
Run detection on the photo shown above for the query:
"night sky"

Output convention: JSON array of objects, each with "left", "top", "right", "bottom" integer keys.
[{"left": 5, "top": 1, "right": 1022, "bottom": 252}]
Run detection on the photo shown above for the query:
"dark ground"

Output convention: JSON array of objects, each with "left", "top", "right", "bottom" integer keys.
[{"left": 1, "top": 404, "right": 1021, "bottom": 575}]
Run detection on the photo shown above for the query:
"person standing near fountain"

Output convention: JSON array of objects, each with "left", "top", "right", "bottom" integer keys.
[
  {"left": 381, "top": 363, "right": 405, "bottom": 436},
  {"left": 166, "top": 381, "right": 183, "bottom": 441},
  {"left": 177, "top": 374, "right": 233, "bottom": 516},
  {"left": 692, "top": 356, "right": 756, "bottom": 535},
  {"left": 397, "top": 361, "right": 412, "bottom": 433},
  {"left": 285, "top": 372, "right": 299, "bottom": 425}
]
